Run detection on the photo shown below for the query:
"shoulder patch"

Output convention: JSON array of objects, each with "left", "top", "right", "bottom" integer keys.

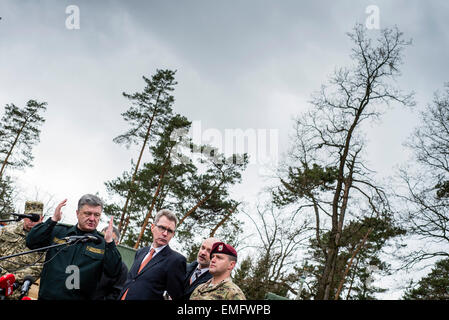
[
  {"left": 53, "top": 237, "right": 66, "bottom": 244},
  {"left": 86, "top": 246, "right": 104, "bottom": 255}
]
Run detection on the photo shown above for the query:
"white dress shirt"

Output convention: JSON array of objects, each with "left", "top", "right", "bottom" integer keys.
[{"left": 142, "top": 244, "right": 166, "bottom": 262}]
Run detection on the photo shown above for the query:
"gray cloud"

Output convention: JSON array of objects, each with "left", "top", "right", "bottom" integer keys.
[{"left": 0, "top": 0, "right": 448, "bottom": 298}]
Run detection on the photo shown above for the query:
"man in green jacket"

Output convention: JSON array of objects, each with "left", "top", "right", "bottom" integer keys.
[{"left": 26, "top": 194, "right": 122, "bottom": 300}]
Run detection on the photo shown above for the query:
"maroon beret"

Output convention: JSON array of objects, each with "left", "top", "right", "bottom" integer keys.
[{"left": 210, "top": 242, "right": 237, "bottom": 259}]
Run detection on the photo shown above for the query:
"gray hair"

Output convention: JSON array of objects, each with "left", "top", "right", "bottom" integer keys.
[
  {"left": 154, "top": 209, "right": 178, "bottom": 228},
  {"left": 78, "top": 194, "right": 103, "bottom": 211},
  {"left": 102, "top": 225, "right": 120, "bottom": 241}
]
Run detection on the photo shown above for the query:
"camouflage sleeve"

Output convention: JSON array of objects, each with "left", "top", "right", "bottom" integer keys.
[
  {"left": 0, "top": 226, "right": 17, "bottom": 274},
  {"left": 11, "top": 258, "right": 43, "bottom": 283},
  {"left": 0, "top": 227, "right": 5, "bottom": 256},
  {"left": 189, "top": 285, "right": 202, "bottom": 300},
  {"left": 0, "top": 227, "right": 8, "bottom": 270},
  {"left": 0, "top": 226, "right": 43, "bottom": 282},
  {"left": 226, "top": 286, "right": 246, "bottom": 300},
  {"left": 228, "top": 291, "right": 246, "bottom": 300}
]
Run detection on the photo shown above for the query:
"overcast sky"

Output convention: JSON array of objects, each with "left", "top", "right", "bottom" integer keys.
[{"left": 1, "top": 0, "right": 448, "bottom": 299}]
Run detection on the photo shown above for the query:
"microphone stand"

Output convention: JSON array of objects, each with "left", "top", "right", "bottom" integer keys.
[
  {"left": 0, "top": 238, "right": 88, "bottom": 300},
  {"left": 0, "top": 239, "right": 81, "bottom": 262},
  {"left": 0, "top": 217, "right": 22, "bottom": 223},
  {"left": 0, "top": 213, "right": 40, "bottom": 223}
]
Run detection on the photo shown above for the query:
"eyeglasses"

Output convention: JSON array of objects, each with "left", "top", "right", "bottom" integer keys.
[{"left": 155, "top": 224, "right": 175, "bottom": 235}]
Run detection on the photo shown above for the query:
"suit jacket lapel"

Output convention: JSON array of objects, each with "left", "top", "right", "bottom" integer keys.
[
  {"left": 185, "top": 261, "right": 198, "bottom": 285},
  {"left": 197, "top": 270, "right": 209, "bottom": 282},
  {"left": 137, "top": 245, "right": 170, "bottom": 277},
  {"left": 132, "top": 247, "right": 150, "bottom": 276},
  {"left": 192, "top": 269, "right": 210, "bottom": 286}
]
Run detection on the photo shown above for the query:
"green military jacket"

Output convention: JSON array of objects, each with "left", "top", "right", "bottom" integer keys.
[
  {"left": 190, "top": 278, "right": 246, "bottom": 300},
  {"left": 26, "top": 218, "right": 122, "bottom": 300},
  {"left": 0, "top": 221, "right": 44, "bottom": 300}
]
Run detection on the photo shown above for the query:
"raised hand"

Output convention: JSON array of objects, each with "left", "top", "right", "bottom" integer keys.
[
  {"left": 52, "top": 199, "right": 67, "bottom": 222},
  {"left": 104, "top": 216, "right": 114, "bottom": 244}
]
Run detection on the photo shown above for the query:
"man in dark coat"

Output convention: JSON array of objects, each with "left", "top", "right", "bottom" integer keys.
[
  {"left": 119, "top": 209, "right": 186, "bottom": 300},
  {"left": 183, "top": 237, "right": 220, "bottom": 300},
  {"left": 93, "top": 226, "right": 128, "bottom": 300},
  {"left": 26, "top": 194, "right": 122, "bottom": 300}
]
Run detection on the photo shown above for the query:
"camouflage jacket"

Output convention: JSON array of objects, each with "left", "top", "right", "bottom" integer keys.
[
  {"left": 0, "top": 221, "right": 44, "bottom": 299},
  {"left": 190, "top": 277, "right": 246, "bottom": 300}
]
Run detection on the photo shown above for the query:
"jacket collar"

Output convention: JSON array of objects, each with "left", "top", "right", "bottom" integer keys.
[{"left": 67, "top": 223, "right": 99, "bottom": 236}]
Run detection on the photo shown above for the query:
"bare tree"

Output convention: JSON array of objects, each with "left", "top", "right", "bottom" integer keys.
[
  {"left": 273, "top": 24, "right": 414, "bottom": 299},
  {"left": 397, "top": 83, "right": 449, "bottom": 268},
  {"left": 233, "top": 202, "right": 311, "bottom": 299}
]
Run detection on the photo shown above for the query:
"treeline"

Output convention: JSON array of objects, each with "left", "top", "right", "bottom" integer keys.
[{"left": 0, "top": 23, "right": 447, "bottom": 300}]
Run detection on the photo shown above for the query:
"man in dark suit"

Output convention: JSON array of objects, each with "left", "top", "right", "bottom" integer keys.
[
  {"left": 183, "top": 237, "right": 220, "bottom": 300},
  {"left": 119, "top": 209, "right": 186, "bottom": 300}
]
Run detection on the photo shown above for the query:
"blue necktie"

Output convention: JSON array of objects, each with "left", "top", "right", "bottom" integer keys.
[{"left": 190, "top": 268, "right": 202, "bottom": 284}]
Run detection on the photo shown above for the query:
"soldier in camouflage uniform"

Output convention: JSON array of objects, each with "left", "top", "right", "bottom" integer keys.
[
  {"left": 190, "top": 242, "right": 246, "bottom": 300},
  {"left": 0, "top": 201, "right": 44, "bottom": 299}
]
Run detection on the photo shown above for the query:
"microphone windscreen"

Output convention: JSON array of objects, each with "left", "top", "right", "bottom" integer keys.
[
  {"left": 23, "top": 275, "right": 35, "bottom": 283},
  {"left": 0, "top": 273, "right": 16, "bottom": 288}
]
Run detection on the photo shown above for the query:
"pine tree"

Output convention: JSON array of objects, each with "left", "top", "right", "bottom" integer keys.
[
  {"left": 0, "top": 100, "right": 47, "bottom": 181},
  {"left": 0, "top": 175, "right": 16, "bottom": 221},
  {"left": 105, "top": 72, "right": 248, "bottom": 249},
  {"left": 112, "top": 69, "right": 177, "bottom": 233},
  {"left": 300, "top": 215, "right": 405, "bottom": 300},
  {"left": 403, "top": 258, "right": 449, "bottom": 300}
]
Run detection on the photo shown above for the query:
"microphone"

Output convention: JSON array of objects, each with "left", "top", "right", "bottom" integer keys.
[
  {"left": 63, "top": 235, "right": 102, "bottom": 244},
  {"left": 10, "top": 213, "right": 41, "bottom": 222},
  {"left": 20, "top": 275, "right": 35, "bottom": 298},
  {"left": 0, "top": 273, "right": 17, "bottom": 297}
]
